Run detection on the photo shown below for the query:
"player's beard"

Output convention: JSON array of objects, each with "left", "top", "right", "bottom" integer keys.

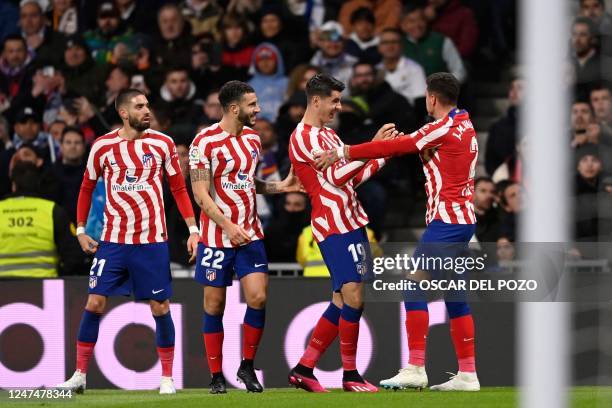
[
  {"left": 238, "top": 110, "right": 256, "bottom": 127},
  {"left": 128, "top": 115, "right": 150, "bottom": 131}
]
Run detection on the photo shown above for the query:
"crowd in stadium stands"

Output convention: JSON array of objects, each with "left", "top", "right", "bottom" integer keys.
[{"left": 3, "top": 0, "right": 609, "bottom": 277}]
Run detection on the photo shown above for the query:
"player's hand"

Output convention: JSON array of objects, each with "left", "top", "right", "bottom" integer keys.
[
  {"left": 313, "top": 149, "right": 340, "bottom": 171},
  {"left": 279, "top": 166, "right": 305, "bottom": 193},
  {"left": 224, "top": 222, "right": 251, "bottom": 246},
  {"left": 187, "top": 232, "right": 199, "bottom": 263},
  {"left": 77, "top": 233, "right": 99, "bottom": 254},
  {"left": 373, "top": 123, "right": 401, "bottom": 141}
]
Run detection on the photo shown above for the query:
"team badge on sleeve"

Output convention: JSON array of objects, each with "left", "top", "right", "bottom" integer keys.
[{"left": 189, "top": 146, "right": 200, "bottom": 166}]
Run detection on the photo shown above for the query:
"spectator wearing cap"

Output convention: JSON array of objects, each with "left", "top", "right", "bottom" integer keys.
[
  {"left": 154, "top": 3, "right": 194, "bottom": 69},
  {"left": 571, "top": 17, "right": 602, "bottom": 98},
  {"left": 423, "top": 0, "right": 479, "bottom": 58},
  {"left": 156, "top": 66, "right": 200, "bottom": 129},
  {"left": 310, "top": 21, "right": 357, "bottom": 88},
  {"left": 254, "top": 6, "right": 306, "bottom": 72},
  {"left": 376, "top": 28, "right": 426, "bottom": 110},
  {"left": 180, "top": 0, "right": 223, "bottom": 39},
  {"left": 46, "top": 0, "right": 78, "bottom": 35},
  {"left": 60, "top": 34, "right": 106, "bottom": 105},
  {"left": 51, "top": 126, "right": 85, "bottom": 222},
  {"left": 248, "top": 43, "right": 288, "bottom": 122},
  {"left": 83, "top": 1, "right": 136, "bottom": 67},
  {"left": 5, "top": 106, "right": 55, "bottom": 162},
  {"left": 400, "top": 5, "right": 466, "bottom": 82},
  {"left": 19, "top": 0, "right": 65, "bottom": 66},
  {"left": 219, "top": 13, "right": 254, "bottom": 82},
  {"left": 338, "top": 0, "right": 402, "bottom": 35},
  {"left": 0, "top": 35, "right": 35, "bottom": 121},
  {"left": 345, "top": 7, "right": 381, "bottom": 64}
]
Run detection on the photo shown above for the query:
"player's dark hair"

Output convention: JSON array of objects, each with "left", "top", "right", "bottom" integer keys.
[
  {"left": 115, "top": 88, "right": 146, "bottom": 112},
  {"left": 305, "top": 73, "right": 345, "bottom": 101},
  {"left": 60, "top": 126, "right": 85, "bottom": 143},
  {"left": 426, "top": 72, "right": 460, "bottom": 105},
  {"left": 10, "top": 162, "right": 40, "bottom": 194},
  {"left": 218, "top": 81, "right": 255, "bottom": 111}
]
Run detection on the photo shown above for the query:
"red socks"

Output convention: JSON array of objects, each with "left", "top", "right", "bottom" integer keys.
[
  {"left": 450, "top": 314, "right": 476, "bottom": 372},
  {"left": 406, "top": 310, "right": 429, "bottom": 367},
  {"left": 299, "top": 316, "right": 339, "bottom": 368},
  {"left": 339, "top": 317, "right": 360, "bottom": 371},
  {"left": 76, "top": 341, "right": 95, "bottom": 374},
  {"left": 156, "top": 346, "right": 174, "bottom": 377},
  {"left": 203, "top": 332, "right": 224, "bottom": 374},
  {"left": 242, "top": 323, "right": 263, "bottom": 361}
]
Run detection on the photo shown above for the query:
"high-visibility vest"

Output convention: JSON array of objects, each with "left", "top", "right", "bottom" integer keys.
[
  {"left": 296, "top": 226, "right": 329, "bottom": 277},
  {"left": 0, "top": 196, "right": 59, "bottom": 278}
]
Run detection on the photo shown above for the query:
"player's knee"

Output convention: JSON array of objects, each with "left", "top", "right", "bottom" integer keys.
[
  {"left": 247, "top": 291, "right": 267, "bottom": 309},
  {"left": 204, "top": 297, "right": 225, "bottom": 315},
  {"left": 150, "top": 300, "right": 170, "bottom": 316},
  {"left": 85, "top": 295, "right": 106, "bottom": 313}
]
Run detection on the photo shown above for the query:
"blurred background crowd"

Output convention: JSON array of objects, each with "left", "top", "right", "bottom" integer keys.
[{"left": 1, "top": 0, "right": 610, "bottom": 277}]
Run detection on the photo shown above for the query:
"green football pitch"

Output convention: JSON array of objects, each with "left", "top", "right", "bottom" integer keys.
[{"left": 3, "top": 387, "right": 611, "bottom": 408}]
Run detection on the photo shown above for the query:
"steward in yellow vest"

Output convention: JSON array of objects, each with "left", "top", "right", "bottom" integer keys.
[
  {"left": 0, "top": 162, "right": 83, "bottom": 278},
  {"left": 296, "top": 226, "right": 383, "bottom": 277}
]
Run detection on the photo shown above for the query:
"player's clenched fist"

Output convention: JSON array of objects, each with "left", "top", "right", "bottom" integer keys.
[
  {"left": 223, "top": 222, "right": 251, "bottom": 246},
  {"left": 77, "top": 233, "right": 99, "bottom": 254}
]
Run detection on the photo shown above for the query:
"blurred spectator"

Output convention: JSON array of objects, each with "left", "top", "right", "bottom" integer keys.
[
  {"left": 424, "top": 0, "right": 479, "bottom": 58},
  {"left": 191, "top": 33, "right": 223, "bottom": 99},
  {"left": 286, "top": 64, "right": 320, "bottom": 98},
  {"left": 100, "top": 65, "right": 132, "bottom": 125},
  {"left": 248, "top": 43, "right": 288, "bottom": 122},
  {"left": 345, "top": 7, "right": 381, "bottom": 64},
  {"left": 46, "top": 0, "right": 78, "bottom": 36},
  {"left": 0, "top": 161, "right": 83, "bottom": 278},
  {"left": 219, "top": 12, "right": 254, "bottom": 82},
  {"left": 51, "top": 126, "right": 85, "bottom": 222},
  {"left": 19, "top": 0, "right": 65, "bottom": 66},
  {"left": 7, "top": 143, "right": 60, "bottom": 202},
  {"left": 348, "top": 60, "right": 416, "bottom": 131},
  {"left": 310, "top": 21, "right": 357, "bottom": 87},
  {"left": 61, "top": 35, "right": 106, "bottom": 105},
  {"left": 574, "top": 143, "right": 608, "bottom": 239},
  {"left": 275, "top": 90, "right": 307, "bottom": 144},
  {"left": 485, "top": 77, "right": 523, "bottom": 176},
  {"left": 338, "top": 0, "right": 402, "bottom": 35},
  {"left": 83, "top": 1, "right": 135, "bottom": 67},
  {"left": 571, "top": 100, "right": 601, "bottom": 148},
  {"left": 254, "top": 6, "right": 305, "bottom": 72},
  {"left": 473, "top": 176, "right": 500, "bottom": 242},
  {"left": 2, "top": 106, "right": 55, "bottom": 167},
  {"left": 181, "top": 0, "right": 223, "bottom": 39},
  {"left": 0, "top": 35, "right": 35, "bottom": 121},
  {"left": 571, "top": 17, "right": 602, "bottom": 98},
  {"left": 156, "top": 66, "right": 199, "bottom": 127},
  {"left": 0, "top": 1, "right": 18, "bottom": 44},
  {"left": 48, "top": 119, "right": 66, "bottom": 146},
  {"left": 400, "top": 5, "right": 466, "bottom": 82},
  {"left": 497, "top": 180, "right": 522, "bottom": 242},
  {"left": 154, "top": 3, "right": 194, "bottom": 68},
  {"left": 579, "top": 0, "right": 612, "bottom": 35},
  {"left": 0, "top": 114, "right": 9, "bottom": 153},
  {"left": 116, "top": 0, "right": 154, "bottom": 34},
  {"left": 27, "top": 65, "right": 67, "bottom": 129},
  {"left": 589, "top": 83, "right": 612, "bottom": 146},
  {"left": 376, "top": 28, "right": 426, "bottom": 109},
  {"left": 264, "top": 192, "right": 310, "bottom": 262},
  {"left": 200, "top": 89, "right": 222, "bottom": 124}
]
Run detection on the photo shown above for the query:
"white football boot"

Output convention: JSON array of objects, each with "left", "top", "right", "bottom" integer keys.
[
  {"left": 430, "top": 371, "right": 480, "bottom": 391},
  {"left": 380, "top": 364, "right": 428, "bottom": 390},
  {"left": 55, "top": 371, "right": 86, "bottom": 393},
  {"left": 159, "top": 376, "right": 176, "bottom": 394}
]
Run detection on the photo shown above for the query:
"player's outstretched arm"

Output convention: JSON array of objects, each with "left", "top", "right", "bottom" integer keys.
[
  {"left": 190, "top": 168, "right": 251, "bottom": 246},
  {"left": 255, "top": 166, "right": 304, "bottom": 195}
]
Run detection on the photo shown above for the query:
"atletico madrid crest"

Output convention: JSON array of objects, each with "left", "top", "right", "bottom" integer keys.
[
  {"left": 206, "top": 269, "right": 217, "bottom": 281},
  {"left": 89, "top": 276, "right": 97, "bottom": 288},
  {"left": 142, "top": 153, "right": 154, "bottom": 167}
]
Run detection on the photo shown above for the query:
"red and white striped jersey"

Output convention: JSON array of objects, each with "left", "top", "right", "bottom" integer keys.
[
  {"left": 189, "top": 123, "right": 264, "bottom": 248},
  {"left": 83, "top": 129, "right": 182, "bottom": 244},
  {"left": 413, "top": 110, "right": 477, "bottom": 225},
  {"left": 289, "top": 122, "right": 385, "bottom": 242}
]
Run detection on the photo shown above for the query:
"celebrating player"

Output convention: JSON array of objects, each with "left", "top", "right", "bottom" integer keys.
[
  {"left": 189, "top": 81, "right": 302, "bottom": 394},
  {"left": 287, "top": 73, "right": 398, "bottom": 393},
  {"left": 315, "top": 72, "right": 480, "bottom": 391},
  {"left": 56, "top": 89, "right": 199, "bottom": 394}
]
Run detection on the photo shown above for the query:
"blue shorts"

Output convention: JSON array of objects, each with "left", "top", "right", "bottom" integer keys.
[
  {"left": 87, "top": 241, "right": 172, "bottom": 301},
  {"left": 319, "top": 227, "right": 373, "bottom": 292},
  {"left": 194, "top": 240, "right": 268, "bottom": 287}
]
